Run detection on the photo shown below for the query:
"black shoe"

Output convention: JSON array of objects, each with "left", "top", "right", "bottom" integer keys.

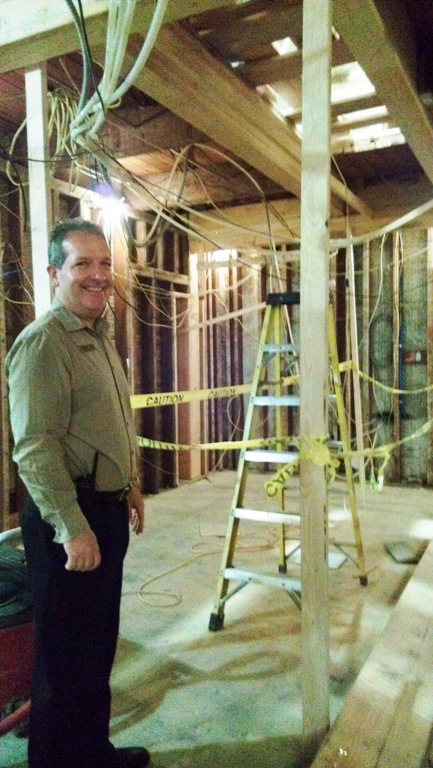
[{"left": 115, "top": 746, "right": 151, "bottom": 768}]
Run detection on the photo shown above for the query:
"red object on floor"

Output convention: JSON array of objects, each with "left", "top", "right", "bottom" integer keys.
[
  {"left": 0, "top": 620, "right": 34, "bottom": 711},
  {"left": 0, "top": 698, "right": 31, "bottom": 737}
]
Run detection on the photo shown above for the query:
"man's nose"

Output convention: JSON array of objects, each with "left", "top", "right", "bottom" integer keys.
[{"left": 89, "top": 264, "right": 109, "bottom": 281}]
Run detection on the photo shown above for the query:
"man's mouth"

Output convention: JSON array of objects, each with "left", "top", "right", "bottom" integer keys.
[{"left": 84, "top": 285, "right": 106, "bottom": 292}]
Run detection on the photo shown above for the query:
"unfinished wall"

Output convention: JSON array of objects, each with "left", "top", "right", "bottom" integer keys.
[{"left": 358, "top": 227, "right": 431, "bottom": 485}]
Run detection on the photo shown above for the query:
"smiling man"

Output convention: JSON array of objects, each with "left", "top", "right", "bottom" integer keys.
[{"left": 6, "top": 219, "right": 151, "bottom": 768}]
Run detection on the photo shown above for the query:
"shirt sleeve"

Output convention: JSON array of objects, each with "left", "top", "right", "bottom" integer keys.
[{"left": 6, "top": 327, "right": 90, "bottom": 543}]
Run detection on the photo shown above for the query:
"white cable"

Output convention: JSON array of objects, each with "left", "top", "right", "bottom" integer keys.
[
  {"left": 108, "top": 0, "right": 169, "bottom": 108},
  {"left": 71, "top": 0, "right": 168, "bottom": 141}
]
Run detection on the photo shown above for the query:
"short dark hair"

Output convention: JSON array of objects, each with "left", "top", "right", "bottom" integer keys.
[{"left": 48, "top": 218, "right": 107, "bottom": 268}]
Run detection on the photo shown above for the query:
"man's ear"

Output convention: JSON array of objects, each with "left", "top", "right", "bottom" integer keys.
[{"left": 47, "top": 264, "right": 59, "bottom": 287}]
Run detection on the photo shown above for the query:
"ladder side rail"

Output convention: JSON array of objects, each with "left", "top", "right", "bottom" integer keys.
[
  {"left": 328, "top": 306, "right": 367, "bottom": 585},
  {"left": 209, "top": 304, "right": 275, "bottom": 629}
]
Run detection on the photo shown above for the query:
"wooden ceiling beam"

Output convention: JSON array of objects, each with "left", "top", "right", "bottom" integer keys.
[
  {"left": 131, "top": 23, "right": 370, "bottom": 214},
  {"left": 0, "top": 0, "right": 238, "bottom": 74},
  {"left": 131, "top": 25, "right": 303, "bottom": 197},
  {"left": 333, "top": 0, "right": 433, "bottom": 186}
]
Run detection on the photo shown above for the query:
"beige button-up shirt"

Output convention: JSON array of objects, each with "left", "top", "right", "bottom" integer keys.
[{"left": 6, "top": 298, "right": 138, "bottom": 543}]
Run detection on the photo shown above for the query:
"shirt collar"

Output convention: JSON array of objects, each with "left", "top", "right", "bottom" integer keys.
[{"left": 50, "top": 297, "right": 109, "bottom": 337}]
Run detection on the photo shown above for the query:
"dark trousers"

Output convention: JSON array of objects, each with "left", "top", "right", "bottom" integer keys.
[{"left": 22, "top": 488, "right": 129, "bottom": 768}]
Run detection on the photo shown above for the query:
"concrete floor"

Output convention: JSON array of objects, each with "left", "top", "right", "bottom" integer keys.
[{"left": 2, "top": 470, "right": 433, "bottom": 768}]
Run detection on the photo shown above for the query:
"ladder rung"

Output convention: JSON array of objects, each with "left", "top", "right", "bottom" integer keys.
[
  {"left": 264, "top": 343, "right": 298, "bottom": 353},
  {"left": 225, "top": 567, "right": 301, "bottom": 593},
  {"left": 254, "top": 395, "right": 300, "bottom": 406},
  {"left": 328, "top": 440, "right": 343, "bottom": 450},
  {"left": 244, "top": 449, "right": 299, "bottom": 463},
  {"left": 235, "top": 508, "right": 300, "bottom": 525}
]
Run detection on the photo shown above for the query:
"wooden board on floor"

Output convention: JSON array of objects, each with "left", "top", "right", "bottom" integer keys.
[{"left": 310, "top": 539, "right": 433, "bottom": 767}]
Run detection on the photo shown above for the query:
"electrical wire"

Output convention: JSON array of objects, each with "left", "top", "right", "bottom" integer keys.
[
  {"left": 70, "top": 0, "right": 169, "bottom": 141},
  {"left": 134, "top": 528, "right": 278, "bottom": 607}
]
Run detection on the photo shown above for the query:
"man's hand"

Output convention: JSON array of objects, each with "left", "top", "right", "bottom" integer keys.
[
  {"left": 128, "top": 484, "right": 144, "bottom": 535},
  {"left": 64, "top": 529, "right": 101, "bottom": 571}
]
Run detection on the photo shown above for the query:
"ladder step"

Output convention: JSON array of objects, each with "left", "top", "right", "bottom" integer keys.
[
  {"left": 264, "top": 343, "right": 298, "bottom": 354},
  {"left": 225, "top": 566, "right": 301, "bottom": 593},
  {"left": 244, "top": 449, "right": 299, "bottom": 463},
  {"left": 235, "top": 508, "right": 300, "bottom": 525},
  {"left": 254, "top": 395, "right": 300, "bottom": 406}
]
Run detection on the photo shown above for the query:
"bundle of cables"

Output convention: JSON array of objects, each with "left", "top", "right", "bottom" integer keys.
[{"left": 65, "top": 0, "right": 169, "bottom": 143}]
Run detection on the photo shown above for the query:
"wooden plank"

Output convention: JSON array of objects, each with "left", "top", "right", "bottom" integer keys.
[
  {"left": 25, "top": 65, "right": 52, "bottom": 318},
  {"left": 131, "top": 26, "right": 303, "bottom": 198},
  {"left": 299, "top": 0, "right": 331, "bottom": 746},
  {"left": 310, "top": 540, "right": 433, "bottom": 767},
  {"left": 0, "top": 0, "right": 238, "bottom": 72}
]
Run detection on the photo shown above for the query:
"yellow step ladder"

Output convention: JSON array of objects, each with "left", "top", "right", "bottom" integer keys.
[{"left": 208, "top": 292, "right": 367, "bottom": 632}]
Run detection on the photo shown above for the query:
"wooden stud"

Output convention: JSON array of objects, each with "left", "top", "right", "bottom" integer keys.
[
  {"left": 427, "top": 230, "right": 433, "bottom": 486},
  {"left": 392, "top": 231, "right": 402, "bottom": 481},
  {"left": 346, "top": 243, "right": 366, "bottom": 492},
  {"left": 361, "top": 241, "right": 371, "bottom": 422},
  {"left": 0, "top": 182, "right": 10, "bottom": 532},
  {"left": 299, "top": 0, "right": 332, "bottom": 746},
  {"left": 25, "top": 64, "right": 52, "bottom": 318}
]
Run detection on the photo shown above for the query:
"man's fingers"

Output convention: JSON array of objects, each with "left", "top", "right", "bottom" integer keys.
[
  {"left": 65, "top": 552, "right": 101, "bottom": 571},
  {"left": 63, "top": 530, "right": 101, "bottom": 571}
]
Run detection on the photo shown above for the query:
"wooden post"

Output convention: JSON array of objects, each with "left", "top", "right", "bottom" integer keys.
[
  {"left": 427, "top": 230, "right": 433, "bottom": 486},
  {"left": 392, "top": 231, "right": 402, "bottom": 481},
  {"left": 346, "top": 243, "right": 366, "bottom": 493},
  {"left": 299, "top": 0, "right": 332, "bottom": 747},
  {"left": 25, "top": 64, "right": 52, "bottom": 317},
  {"left": 361, "top": 241, "right": 371, "bottom": 420},
  {"left": 0, "top": 188, "right": 10, "bottom": 532}
]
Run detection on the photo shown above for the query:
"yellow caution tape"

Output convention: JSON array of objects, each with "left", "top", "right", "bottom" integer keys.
[
  {"left": 131, "top": 374, "right": 300, "bottom": 409},
  {"left": 131, "top": 360, "right": 433, "bottom": 410},
  {"left": 137, "top": 435, "right": 296, "bottom": 451},
  {"left": 137, "top": 417, "right": 433, "bottom": 496},
  {"left": 264, "top": 436, "right": 341, "bottom": 498},
  {"left": 264, "top": 461, "right": 299, "bottom": 498},
  {"left": 131, "top": 384, "right": 250, "bottom": 409},
  {"left": 343, "top": 360, "right": 433, "bottom": 396}
]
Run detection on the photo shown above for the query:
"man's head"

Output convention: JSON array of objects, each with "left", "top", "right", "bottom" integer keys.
[
  {"left": 48, "top": 218, "right": 107, "bottom": 268},
  {"left": 47, "top": 218, "right": 114, "bottom": 328}
]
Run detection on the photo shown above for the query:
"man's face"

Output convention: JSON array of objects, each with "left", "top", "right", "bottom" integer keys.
[{"left": 47, "top": 231, "right": 114, "bottom": 327}]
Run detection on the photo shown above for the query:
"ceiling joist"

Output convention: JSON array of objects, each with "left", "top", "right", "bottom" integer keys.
[
  {"left": 0, "top": 0, "right": 237, "bottom": 74},
  {"left": 333, "top": 0, "right": 433, "bottom": 187}
]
